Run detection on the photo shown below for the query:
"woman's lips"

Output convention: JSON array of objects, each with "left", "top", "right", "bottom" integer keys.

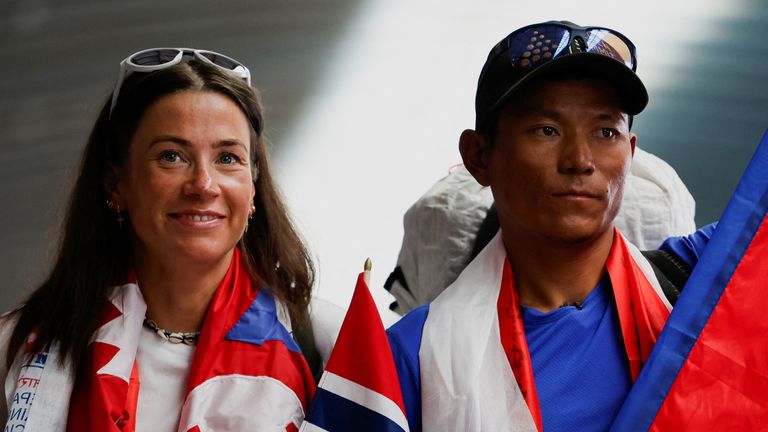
[{"left": 169, "top": 210, "right": 225, "bottom": 228}]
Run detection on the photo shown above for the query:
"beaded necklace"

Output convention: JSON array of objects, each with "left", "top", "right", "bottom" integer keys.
[{"left": 143, "top": 318, "right": 200, "bottom": 345}]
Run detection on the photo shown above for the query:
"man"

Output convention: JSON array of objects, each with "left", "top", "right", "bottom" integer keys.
[{"left": 387, "top": 21, "right": 712, "bottom": 431}]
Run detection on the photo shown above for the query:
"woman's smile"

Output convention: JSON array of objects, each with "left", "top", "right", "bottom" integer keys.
[
  {"left": 169, "top": 210, "right": 226, "bottom": 228},
  {"left": 115, "top": 91, "right": 255, "bottom": 265}
]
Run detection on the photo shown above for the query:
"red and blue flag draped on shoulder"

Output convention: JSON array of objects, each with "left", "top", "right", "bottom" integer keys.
[
  {"left": 610, "top": 130, "right": 768, "bottom": 431},
  {"left": 301, "top": 273, "right": 410, "bottom": 432},
  {"left": 58, "top": 247, "right": 314, "bottom": 432}
]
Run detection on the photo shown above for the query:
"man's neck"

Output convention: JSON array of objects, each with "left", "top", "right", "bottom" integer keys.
[{"left": 503, "top": 227, "right": 615, "bottom": 313}]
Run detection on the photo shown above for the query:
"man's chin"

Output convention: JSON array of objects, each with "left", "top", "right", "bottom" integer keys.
[{"left": 542, "top": 221, "right": 614, "bottom": 246}]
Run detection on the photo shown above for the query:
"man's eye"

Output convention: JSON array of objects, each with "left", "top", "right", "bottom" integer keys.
[
  {"left": 601, "top": 128, "right": 617, "bottom": 138},
  {"left": 540, "top": 126, "right": 556, "bottom": 136}
]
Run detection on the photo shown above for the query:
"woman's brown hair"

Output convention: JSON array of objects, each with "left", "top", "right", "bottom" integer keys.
[{"left": 6, "top": 59, "right": 315, "bottom": 371}]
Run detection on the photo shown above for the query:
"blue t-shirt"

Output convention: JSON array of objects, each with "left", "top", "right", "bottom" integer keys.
[
  {"left": 387, "top": 224, "right": 716, "bottom": 432},
  {"left": 521, "top": 275, "right": 630, "bottom": 431}
]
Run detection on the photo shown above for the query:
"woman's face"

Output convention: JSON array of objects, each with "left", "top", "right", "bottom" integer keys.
[{"left": 112, "top": 90, "right": 256, "bottom": 268}]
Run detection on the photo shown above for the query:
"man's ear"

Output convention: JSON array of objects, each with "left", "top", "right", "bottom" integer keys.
[
  {"left": 629, "top": 133, "right": 637, "bottom": 157},
  {"left": 459, "top": 129, "right": 492, "bottom": 187},
  {"left": 104, "top": 163, "right": 126, "bottom": 209}
]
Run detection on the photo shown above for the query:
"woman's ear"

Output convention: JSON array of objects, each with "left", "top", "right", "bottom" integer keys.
[
  {"left": 104, "top": 163, "right": 126, "bottom": 209},
  {"left": 459, "top": 129, "right": 493, "bottom": 187}
]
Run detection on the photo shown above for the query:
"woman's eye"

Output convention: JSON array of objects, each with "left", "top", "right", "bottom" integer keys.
[
  {"left": 159, "top": 151, "right": 182, "bottom": 163},
  {"left": 218, "top": 153, "right": 241, "bottom": 165}
]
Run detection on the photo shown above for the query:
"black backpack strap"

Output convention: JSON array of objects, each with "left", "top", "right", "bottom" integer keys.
[
  {"left": 384, "top": 266, "right": 410, "bottom": 312},
  {"left": 468, "top": 203, "right": 500, "bottom": 264},
  {"left": 640, "top": 249, "right": 692, "bottom": 306},
  {"left": 384, "top": 266, "right": 410, "bottom": 294},
  {"left": 291, "top": 314, "right": 323, "bottom": 384}
]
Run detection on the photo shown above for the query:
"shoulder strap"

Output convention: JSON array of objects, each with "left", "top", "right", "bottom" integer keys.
[
  {"left": 291, "top": 314, "right": 323, "bottom": 385},
  {"left": 640, "top": 249, "right": 692, "bottom": 306},
  {"left": 384, "top": 266, "right": 409, "bottom": 312},
  {"left": 468, "top": 203, "right": 500, "bottom": 264}
]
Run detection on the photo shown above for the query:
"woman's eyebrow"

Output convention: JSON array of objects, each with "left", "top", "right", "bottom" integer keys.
[
  {"left": 147, "top": 135, "right": 191, "bottom": 149},
  {"left": 146, "top": 136, "right": 248, "bottom": 150},
  {"left": 212, "top": 139, "right": 248, "bottom": 150}
]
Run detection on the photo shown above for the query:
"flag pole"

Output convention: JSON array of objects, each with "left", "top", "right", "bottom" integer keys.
[{"left": 364, "top": 257, "right": 372, "bottom": 286}]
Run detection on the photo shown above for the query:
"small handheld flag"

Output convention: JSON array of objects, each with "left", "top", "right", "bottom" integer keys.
[{"left": 302, "top": 259, "right": 410, "bottom": 432}]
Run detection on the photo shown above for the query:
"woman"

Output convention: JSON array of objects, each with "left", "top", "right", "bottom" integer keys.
[{"left": 0, "top": 48, "right": 330, "bottom": 431}]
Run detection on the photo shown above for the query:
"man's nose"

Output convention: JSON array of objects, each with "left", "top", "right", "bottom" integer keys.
[{"left": 558, "top": 135, "right": 595, "bottom": 175}]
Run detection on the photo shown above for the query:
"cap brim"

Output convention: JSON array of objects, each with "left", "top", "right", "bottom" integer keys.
[{"left": 492, "top": 53, "right": 649, "bottom": 115}]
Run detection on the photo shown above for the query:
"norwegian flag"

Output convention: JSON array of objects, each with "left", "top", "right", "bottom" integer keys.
[
  {"left": 610, "top": 130, "right": 768, "bottom": 430},
  {"left": 301, "top": 272, "right": 410, "bottom": 432}
]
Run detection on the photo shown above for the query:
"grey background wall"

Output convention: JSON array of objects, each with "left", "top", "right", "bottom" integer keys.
[{"left": 1, "top": 0, "right": 767, "bottom": 313}]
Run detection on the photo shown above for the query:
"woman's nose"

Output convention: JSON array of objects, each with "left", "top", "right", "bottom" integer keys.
[{"left": 184, "top": 164, "right": 220, "bottom": 198}]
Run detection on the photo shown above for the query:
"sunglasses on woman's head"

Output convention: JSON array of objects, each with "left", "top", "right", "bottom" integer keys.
[{"left": 109, "top": 48, "right": 251, "bottom": 116}]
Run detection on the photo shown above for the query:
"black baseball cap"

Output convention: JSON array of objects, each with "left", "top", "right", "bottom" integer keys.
[{"left": 475, "top": 21, "right": 649, "bottom": 132}]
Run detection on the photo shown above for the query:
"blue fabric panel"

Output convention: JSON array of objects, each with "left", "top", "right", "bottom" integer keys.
[
  {"left": 386, "top": 304, "right": 429, "bottom": 432},
  {"left": 225, "top": 286, "right": 300, "bottom": 353},
  {"left": 306, "top": 387, "right": 406, "bottom": 432},
  {"left": 660, "top": 222, "right": 717, "bottom": 269}
]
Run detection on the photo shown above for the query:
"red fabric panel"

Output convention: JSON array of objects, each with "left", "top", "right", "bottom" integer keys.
[
  {"left": 497, "top": 258, "right": 543, "bottom": 432},
  {"left": 606, "top": 230, "right": 670, "bottom": 381},
  {"left": 324, "top": 273, "right": 407, "bottom": 413},
  {"left": 651, "top": 217, "right": 768, "bottom": 430},
  {"left": 185, "top": 249, "right": 315, "bottom": 409},
  {"left": 68, "top": 333, "right": 129, "bottom": 431}
]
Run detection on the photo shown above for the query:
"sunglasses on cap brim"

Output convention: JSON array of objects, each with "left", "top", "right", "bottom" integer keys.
[
  {"left": 500, "top": 21, "right": 635, "bottom": 68},
  {"left": 483, "top": 21, "right": 637, "bottom": 107}
]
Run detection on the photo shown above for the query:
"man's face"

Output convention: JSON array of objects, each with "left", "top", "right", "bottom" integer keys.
[{"left": 482, "top": 79, "right": 636, "bottom": 245}]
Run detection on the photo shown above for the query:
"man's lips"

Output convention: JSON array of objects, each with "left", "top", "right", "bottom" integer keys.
[{"left": 552, "top": 190, "right": 602, "bottom": 199}]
